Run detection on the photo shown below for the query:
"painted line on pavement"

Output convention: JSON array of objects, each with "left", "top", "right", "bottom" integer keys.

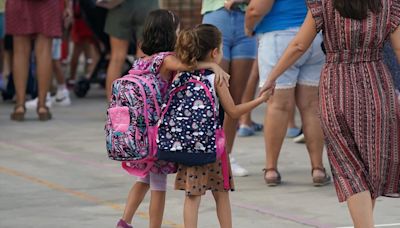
[
  {"left": 0, "top": 141, "right": 343, "bottom": 227},
  {"left": 0, "top": 166, "right": 183, "bottom": 228},
  {"left": 2, "top": 141, "right": 334, "bottom": 227}
]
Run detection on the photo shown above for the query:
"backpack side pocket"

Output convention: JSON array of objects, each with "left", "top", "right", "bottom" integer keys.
[{"left": 108, "top": 106, "right": 130, "bottom": 133}]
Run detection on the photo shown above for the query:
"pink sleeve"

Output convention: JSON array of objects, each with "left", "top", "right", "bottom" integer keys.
[{"left": 150, "top": 52, "right": 174, "bottom": 74}]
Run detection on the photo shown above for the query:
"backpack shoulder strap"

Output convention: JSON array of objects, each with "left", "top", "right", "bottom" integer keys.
[{"left": 117, "top": 75, "right": 162, "bottom": 116}]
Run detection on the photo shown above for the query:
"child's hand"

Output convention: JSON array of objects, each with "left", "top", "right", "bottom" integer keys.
[
  {"left": 259, "top": 89, "right": 272, "bottom": 102},
  {"left": 210, "top": 63, "right": 230, "bottom": 87},
  {"left": 259, "top": 79, "right": 276, "bottom": 97}
]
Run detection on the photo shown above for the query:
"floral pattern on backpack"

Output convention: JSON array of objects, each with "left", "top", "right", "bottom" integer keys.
[{"left": 105, "top": 52, "right": 175, "bottom": 177}]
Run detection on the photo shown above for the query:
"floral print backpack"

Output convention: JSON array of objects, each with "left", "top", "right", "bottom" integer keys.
[{"left": 105, "top": 66, "right": 162, "bottom": 177}]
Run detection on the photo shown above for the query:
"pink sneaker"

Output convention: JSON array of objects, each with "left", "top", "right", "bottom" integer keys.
[{"left": 116, "top": 219, "right": 133, "bottom": 228}]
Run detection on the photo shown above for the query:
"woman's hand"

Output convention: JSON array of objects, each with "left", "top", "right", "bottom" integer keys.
[
  {"left": 210, "top": 63, "right": 230, "bottom": 87},
  {"left": 224, "top": 0, "right": 249, "bottom": 10},
  {"left": 63, "top": 0, "right": 73, "bottom": 29},
  {"left": 259, "top": 79, "right": 276, "bottom": 97},
  {"left": 245, "top": 26, "right": 254, "bottom": 37},
  {"left": 224, "top": 0, "right": 235, "bottom": 10}
]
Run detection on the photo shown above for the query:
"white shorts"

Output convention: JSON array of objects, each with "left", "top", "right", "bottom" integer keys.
[{"left": 258, "top": 28, "right": 325, "bottom": 89}]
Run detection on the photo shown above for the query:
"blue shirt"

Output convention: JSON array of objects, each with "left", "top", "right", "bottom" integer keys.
[{"left": 255, "top": 0, "right": 307, "bottom": 34}]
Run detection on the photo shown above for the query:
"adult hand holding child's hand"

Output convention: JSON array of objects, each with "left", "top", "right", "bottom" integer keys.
[{"left": 259, "top": 79, "right": 276, "bottom": 98}]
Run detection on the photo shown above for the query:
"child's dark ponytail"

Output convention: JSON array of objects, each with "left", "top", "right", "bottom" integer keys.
[{"left": 175, "top": 24, "right": 222, "bottom": 69}]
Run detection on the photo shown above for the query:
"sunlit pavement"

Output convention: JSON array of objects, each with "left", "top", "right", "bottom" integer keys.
[{"left": 1, "top": 87, "right": 399, "bottom": 228}]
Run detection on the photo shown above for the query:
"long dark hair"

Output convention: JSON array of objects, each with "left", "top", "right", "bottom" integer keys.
[
  {"left": 141, "top": 9, "right": 180, "bottom": 56},
  {"left": 333, "top": 0, "right": 382, "bottom": 20}
]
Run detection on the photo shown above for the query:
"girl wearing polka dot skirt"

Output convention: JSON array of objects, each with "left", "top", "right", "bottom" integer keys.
[
  {"left": 115, "top": 10, "right": 231, "bottom": 228},
  {"left": 173, "top": 24, "right": 273, "bottom": 228}
]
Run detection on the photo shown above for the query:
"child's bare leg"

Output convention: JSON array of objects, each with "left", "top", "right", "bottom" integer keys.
[
  {"left": 212, "top": 191, "right": 232, "bottom": 228},
  {"left": 184, "top": 195, "right": 201, "bottom": 228},
  {"left": 86, "top": 42, "right": 100, "bottom": 77},
  {"left": 53, "top": 60, "right": 66, "bottom": 85},
  {"left": 149, "top": 190, "right": 166, "bottom": 228},
  {"left": 122, "top": 182, "right": 150, "bottom": 224},
  {"left": 69, "top": 43, "right": 84, "bottom": 81}
]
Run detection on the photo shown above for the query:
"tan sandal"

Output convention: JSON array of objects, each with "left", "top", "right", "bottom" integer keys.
[
  {"left": 263, "top": 168, "right": 281, "bottom": 186},
  {"left": 312, "top": 167, "right": 331, "bottom": 187},
  {"left": 10, "top": 105, "right": 26, "bottom": 121},
  {"left": 37, "top": 106, "right": 52, "bottom": 121}
]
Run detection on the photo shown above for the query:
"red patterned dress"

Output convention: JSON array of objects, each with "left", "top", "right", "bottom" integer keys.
[
  {"left": 6, "top": 0, "right": 62, "bottom": 37},
  {"left": 307, "top": 0, "right": 400, "bottom": 202}
]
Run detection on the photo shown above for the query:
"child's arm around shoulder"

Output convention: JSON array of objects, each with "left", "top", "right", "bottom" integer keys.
[
  {"left": 160, "top": 55, "right": 230, "bottom": 86},
  {"left": 215, "top": 79, "right": 272, "bottom": 119}
]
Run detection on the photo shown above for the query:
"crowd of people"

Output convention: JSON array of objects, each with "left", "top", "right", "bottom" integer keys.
[{"left": 1, "top": 0, "right": 400, "bottom": 228}]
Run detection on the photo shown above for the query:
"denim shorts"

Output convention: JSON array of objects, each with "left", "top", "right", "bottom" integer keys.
[
  {"left": 203, "top": 8, "right": 257, "bottom": 60},
  {"left": 105, "top": 0, "right": 158, "bottom": 40},
  {"left": 258, "top": 28, "right": 325, "bottom": 89}
]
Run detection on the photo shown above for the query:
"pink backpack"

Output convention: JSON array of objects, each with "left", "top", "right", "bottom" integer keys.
[{"left": 105, "top": 68, "right": 162, "bottom": 177}]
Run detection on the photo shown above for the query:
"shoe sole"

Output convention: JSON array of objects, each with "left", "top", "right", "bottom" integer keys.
[
  {"left": 266, "top": 182, "right": 281, "bottom": 187},
  {"left": 313, "top": 179, "right": 331, "bottom": 187},
  {"left": 10, "top": 114, "right": 25, "bottom": 121},
  {"left": 237, "top": 133, "right": 255, "bottom": 137},
  {"left": 313, "top": 177, "right": 331, "bottom": 187}
]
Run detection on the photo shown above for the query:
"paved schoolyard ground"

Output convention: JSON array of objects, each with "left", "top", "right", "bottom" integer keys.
[{"left": 1, "top": 88, "right": 399, "bottom": 228}]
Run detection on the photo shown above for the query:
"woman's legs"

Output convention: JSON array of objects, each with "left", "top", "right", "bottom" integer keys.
[
  {"left": 224, "top": 58, "right": 254, "bottom": 153},
  {"left": 287, "top": 105, "right": 299, "bottom": 130},
  {"left": 264, "top": 88, "right": 296, "bottom": 179},
  {"left": 212, "top": 191, "right": 232, "bottom": 228},
  {"left": 149, "top": 190, "right": 166, "bottom": 228},
  {"left": 69, "top": 42, "right": 84, "bottom": 82},
  {"left": 122, "top": 182, "right": 150, "bottom": 224},
  {"left": 34, "top": 34, "right": 53, "bottom": 112},
  {"left": 347, "top": 191, "right": 374, "bottom": 228},
  {"left": 86, "top": 42, "right": 100, "bottom": 78},
  {"left": 184, "top": 195, "right": 201, "bottom": 228},
  {"left": 239, "top": 60, "right": 259, "bottom": 127},
  {"left": 295, "top": 85, "right": 325, "bottom": 178},
  {"left": 106, "top": 36, "right": 129, "bottom": 99},
  {"left": 12, "top": 35, "right": 31, "bottom": 111},
  {"left": 223, "top": 59, "right": 254, "bottom": 176}
]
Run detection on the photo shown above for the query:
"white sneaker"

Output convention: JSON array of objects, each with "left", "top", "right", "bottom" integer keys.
[
  {"left": 293, "top": 133, "right": 306, "bottom": 143},
  {"left": 230, "top": 157, "right": 249, "bottom": 177},
  {"left": 25, "top": 93, "right": 53, "bottom": 110},
  {"left": 54, "top": 89, "right": 71, "bottom": 106}
]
